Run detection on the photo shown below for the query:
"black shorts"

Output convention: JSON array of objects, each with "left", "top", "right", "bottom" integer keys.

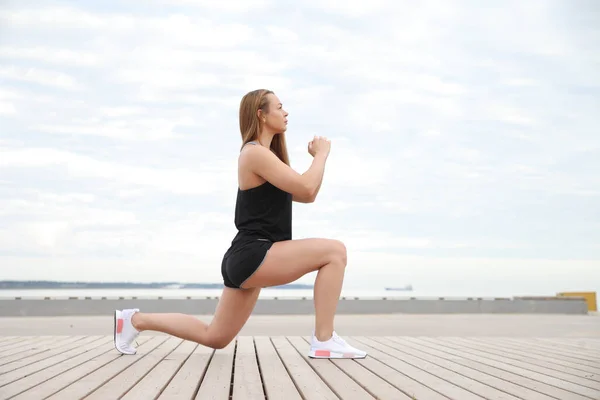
[{"left": 221, "top": 239, "right": 273, "bottom": 289}]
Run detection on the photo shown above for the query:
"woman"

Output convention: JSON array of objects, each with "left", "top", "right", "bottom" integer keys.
[{"left": 114, "top": 89, "right": 367, "bottom": 359}]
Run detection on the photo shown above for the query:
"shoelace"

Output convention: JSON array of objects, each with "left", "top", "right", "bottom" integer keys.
[{"left": 332, "top": 334, "right": 348, "bottom": 347}]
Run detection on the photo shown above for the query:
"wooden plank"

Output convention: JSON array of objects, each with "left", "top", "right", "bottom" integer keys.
[
  {"left": 194, "top": 338, "right": 235, "bottom": 399},
  {"left": 0, "top": 337, "right": 51, "bottom": 357},
  {"left": 85, "top": 336, "right": 183, "bottom": 399},
  {"left": 45, "top": 336, "right": 169, "bottom": 399},
  {"left": 270, "top": 336, "right": 338, "bottom": 400},
  {"left": 0, "top": 336, "right": 113, "bottom": 399},
  {"left": 413, "top": 337, "right": 596, "bottom": 400},
  {"left": 253, "top": 336, "right": 301, "bottom": 400},
  {"left": 330, "top": 357, "right": 412, "bottom": 400},
  {"left": 516, "top": 338, "right": 600, "bottom": 359},
  {"left": 352, "top": 336, "right": 479, "bottom": 400},
  {"left": 0, "top": 337, "right": 32, "bottom": 351},
  {"left": 460, "top": 337, "right": 600, "bottom": 379},
  {"left": 0, "top": 336, "right": 102, "bottom": 386},
  {"left": 535, "top": 338, "right": 600, "bottom": 355},
  {"left": 435, "top": 338, "right": 600, "bottom": 391},
  {"left": 0, "top": 336, "right": 89, "bottom": 374},
  {"left": 6, "top": 335, "right": 600, "bottom": 400},
  {"left": 531, "top": 338, "right": 600, "bottom": 360},
  {"left": 297, "top": 337, "right": 411, "bottom": 400},
  {"left": 345, "top": 341, "right": 449, "bottom": 400},
  {"left": 0, "top": 337, "right": 16, "bottom": 345},
  {"left": 384, "top": 337, "right": 557, "bottom": 400},
  {"left": 0, "top": 337, "right": 49, "bottom": 359},
  {"left": 121, "top": 340, "right": 198, "bottom": 400},
  {"left": 156, "top": 342, "right": 213, "bottom": 400},
  {"left": 411, "top": 337, "right": 596, "bottom": 400},
  {"left": 487, "top": 338, "right": 600, "bottom": 370},
  {"left": 231, "top": 336, "right": 265, "bottom": 400},
  {"left": 9, "top": 336, "right": 153, "bottom": 400},
  {"left": 499, "top": 338, "right": 600, "bottom": 362},
  {"left": 356, "top": 337, "right": 518, "bottom": 400},
  {"left": 471, "top": 337, "right": 600, "bottom": 371},
  {"left": 287, "top": 336, "right": 375, "bottom": 400},
  {"left": 586, "top": 340, "right": 600, "bottom": 349},
  {"left": 0, "top": 336, "right": 72, "bottom": 366}
]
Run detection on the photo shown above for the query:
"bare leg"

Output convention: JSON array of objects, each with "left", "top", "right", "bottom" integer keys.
[
  {"left": 130, "top": 286, "right": 260, "bottom": 349},
  {"left": 241, "top": 238, "right": 347, "bottom": 341}
]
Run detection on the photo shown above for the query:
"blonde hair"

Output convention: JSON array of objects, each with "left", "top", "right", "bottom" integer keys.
[{"left": 239, "top": 89, "right": 290, "bottom": 166}]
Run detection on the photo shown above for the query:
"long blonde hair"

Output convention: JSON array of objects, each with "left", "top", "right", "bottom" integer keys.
[{"left": 239, "top": 89, "right": 290, "bottom": 166}]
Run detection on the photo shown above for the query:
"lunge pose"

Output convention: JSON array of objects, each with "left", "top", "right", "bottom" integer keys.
[{"left": 114, "top": 89, "right": 367, "bottom": 359}]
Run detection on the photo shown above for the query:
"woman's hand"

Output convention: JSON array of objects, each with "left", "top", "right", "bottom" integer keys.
[{"left": 308, "top": 136, "right": 331, "bottom": 158}]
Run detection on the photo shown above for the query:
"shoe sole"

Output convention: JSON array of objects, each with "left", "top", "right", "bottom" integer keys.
[
  {"left": 113, "top": 310, "right": 120, "bottom": 353},
  {"left": 113, "top": 310, "right": 135, "bottom": 355},
  {"left": 308, "top": 349, "right": 366, "bottom": 359}
]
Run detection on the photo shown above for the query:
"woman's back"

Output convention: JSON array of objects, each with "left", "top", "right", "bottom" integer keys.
[
  {"left": 232, "top": 180, "right": 292, "bottom": 244},
  {"left": 227, "top": 141, "right": 292, "bottom": 250}
]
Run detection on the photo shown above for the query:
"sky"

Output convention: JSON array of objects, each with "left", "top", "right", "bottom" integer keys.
[{"left": 0, "top": 0, "right": 599, "bottom": 297}]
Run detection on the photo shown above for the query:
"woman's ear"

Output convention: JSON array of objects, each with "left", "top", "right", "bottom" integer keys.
[{"left": 257, "top": 109, "right": 266, "bottom": 123}]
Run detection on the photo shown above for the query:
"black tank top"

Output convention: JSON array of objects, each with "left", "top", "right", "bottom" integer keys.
[{"left": 229, "top": 142, "right": 292, "bottom": 247}]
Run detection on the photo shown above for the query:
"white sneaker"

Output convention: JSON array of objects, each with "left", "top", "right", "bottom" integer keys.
[
  {"left": 114, "top": 309, "right": 140, "bottom": 355},
  {"left": 308, "top": 331, "right": 367, "bottom": 359}
]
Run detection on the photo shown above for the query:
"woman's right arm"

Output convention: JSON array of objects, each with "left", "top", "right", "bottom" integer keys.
[{"left": 243, "top": 141, "right": 329, "bottom": 202}]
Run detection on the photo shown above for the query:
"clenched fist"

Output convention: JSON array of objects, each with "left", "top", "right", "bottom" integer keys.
[{"left": 308, "top": 136, "right": 331, "bottom": 158}]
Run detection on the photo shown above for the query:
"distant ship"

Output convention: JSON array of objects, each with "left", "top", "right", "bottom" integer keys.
[
  {"left": 163, "top": 284, "right": 183, "bottom": 289},
  {"left": 384, "top": 284, "right": 413, "bottom": 291}
]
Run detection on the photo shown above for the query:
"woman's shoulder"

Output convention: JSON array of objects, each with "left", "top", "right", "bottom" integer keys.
[{"left": 239, "top": 142, "right": 272, "bottom": 163}]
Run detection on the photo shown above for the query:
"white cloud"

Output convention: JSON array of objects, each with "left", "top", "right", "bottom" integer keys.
[
  {"left": 0, "top": 7, "right": 127, "bottom": 30},
  {"left": 0, "top": 46, "right": 102, "bottom": 67},
  {"left": 33, "top": 119, "right": 186, "bottom": 141},
  {"left": 0, "top": 66, "right": 81, "bottom": 90},
  {"left": 486, "top": 104, "right": 537, "bottom": 126},
  {"left": 0, "top": 147, "right": 233, "bottom": 195},
  {"left": 137, "top": 0, "right": 272, "bottom": 12},
  {"left": 0, "top": 102, "right": 17, "bottom": 115},
  {"left": 0, "top": 0, "right": 598, "bottom": 297}
]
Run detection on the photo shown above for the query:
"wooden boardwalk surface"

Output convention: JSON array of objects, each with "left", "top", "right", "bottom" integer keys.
[{"left": 0, "top": 335, "right": 598, "bottom": 399}]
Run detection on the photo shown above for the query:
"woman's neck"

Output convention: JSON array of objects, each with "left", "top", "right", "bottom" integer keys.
[{"left": 257, "top": 131, "right": 275, "bottom": 148}]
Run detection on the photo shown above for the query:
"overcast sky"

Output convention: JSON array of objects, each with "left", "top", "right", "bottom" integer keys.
[{"left": 0, "top": 0, "right": 598, "bottom": 296}]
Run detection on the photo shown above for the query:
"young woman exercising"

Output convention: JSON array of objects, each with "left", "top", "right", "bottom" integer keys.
[{"left": 114, "top": 89, "right": 367, "bottom": 359}]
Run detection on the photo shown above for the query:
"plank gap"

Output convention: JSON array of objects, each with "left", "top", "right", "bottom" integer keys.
[
  {"left": 254, "top": 337, "right": 269, "bottom": 400},
  {"left": 154, "top": 342, "right": 200, "bottom": 399},
  {"left": 268, "top": 337, "right": 306, "bottom": 400},
  {"left": 229, "top": 338, "right": 237, "bottom": 400},
  {"left": 188, "top": 347, "right": 216, "bottom": 399},
  {"left": 284, "top": 336, "right": 346, "bottom": 399},
  {"left": 299, "top": 335, "right": 406, "bottom": 400}
]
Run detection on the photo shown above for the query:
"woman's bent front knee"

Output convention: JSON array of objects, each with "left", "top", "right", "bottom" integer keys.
[
  {"left": 329, "top": 239, "right": 347, "bottom": 266},
  {"left": 206, "top": 335, "right": 233, "bottom": 349}
]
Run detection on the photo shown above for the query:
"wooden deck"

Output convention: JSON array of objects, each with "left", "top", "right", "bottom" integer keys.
[{"left": 0, "top": 335, "right": 598, "bottom": 399}]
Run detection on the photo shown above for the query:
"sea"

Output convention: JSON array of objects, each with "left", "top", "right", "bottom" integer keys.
[{"left": 0, "top": 287, "right": 532, "bottom": 299}]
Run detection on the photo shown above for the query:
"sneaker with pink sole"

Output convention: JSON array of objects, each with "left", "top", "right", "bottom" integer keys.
[
  {"left": 114, "top": 308, "right": 140, "bottom": 355},
  {"left": 308, "top": 331, "right": 367, "bottom": 359}
]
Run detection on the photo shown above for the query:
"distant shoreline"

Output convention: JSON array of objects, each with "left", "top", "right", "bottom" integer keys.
[{"left": 0, "top": 280, "right": 313, "bottom": 290}]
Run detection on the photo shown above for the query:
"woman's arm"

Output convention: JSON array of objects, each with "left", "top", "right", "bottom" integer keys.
[{"left": 242, "top": 139, "right": 329, "bottom": 202}]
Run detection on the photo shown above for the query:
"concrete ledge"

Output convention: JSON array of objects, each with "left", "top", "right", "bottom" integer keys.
[{"left": 0, "top": 296, "right": 589, "bottom": 316}]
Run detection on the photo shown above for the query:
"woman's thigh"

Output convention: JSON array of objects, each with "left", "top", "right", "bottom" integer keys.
[{"left": 240, "top": 238, "right": 346, "bottom": 289}]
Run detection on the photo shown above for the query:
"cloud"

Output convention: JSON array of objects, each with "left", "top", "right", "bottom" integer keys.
[
  {"left": 135, "top": 0, "right": 272, "bottom": 12},
  {"left": 0, "top": 66, "right": 81, "bottom": 90},
  {"left": 0, "top": 102, "right": 17, "bottom": 115},
  {"left": 0, "top": 46, "right": 102, "bottom": 67},
  {"left": 0, "top": 147, "right": 232, "bottom": 195},
  {"left": 0, "top": 0, "right": 598, "bottom": 297}
]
